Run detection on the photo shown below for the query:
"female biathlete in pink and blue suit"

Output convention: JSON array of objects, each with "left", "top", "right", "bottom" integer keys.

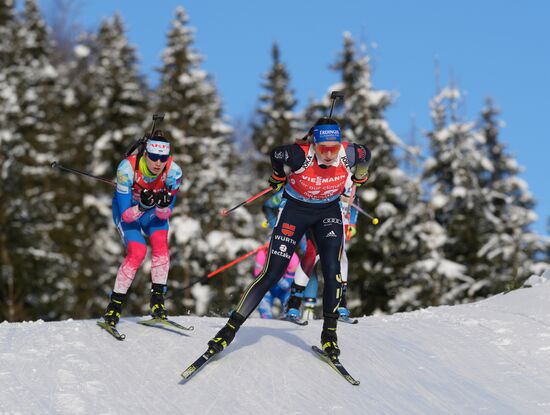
[{"left": 102, "top": 133, "right": 182, "bottom": 328}]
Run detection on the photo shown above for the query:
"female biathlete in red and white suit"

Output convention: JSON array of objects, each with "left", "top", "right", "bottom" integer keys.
[{"left": 207, "top": 117, "right": 371, "bottom": 358}]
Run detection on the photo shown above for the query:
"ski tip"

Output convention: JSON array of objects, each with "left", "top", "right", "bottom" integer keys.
[
  {"left": 137, "top": 318, "right": 194, "bottom": 332},
  {"left": 311, "top": 345, "right": 360, "bottom": 385},
  {"left": 97, "top": 321, "right": 126, "bottom": 340},
  {"left": 281, "top": 317, "right": 309, "bottom": 326},
  {"left": 220, "top": 208, "right": 228, "bottom": 217},
  {"left": 338, "top": 317, "right": 359, "bottom": 324}
]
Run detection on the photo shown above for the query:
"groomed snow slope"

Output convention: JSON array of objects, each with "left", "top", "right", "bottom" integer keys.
[{"left": 1, "top": 279, "right": 550, "bottom": 415}]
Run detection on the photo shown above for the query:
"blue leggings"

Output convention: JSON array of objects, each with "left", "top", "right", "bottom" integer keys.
[{"left": 112, "top": 198, "right": 169, "bottom": 247}]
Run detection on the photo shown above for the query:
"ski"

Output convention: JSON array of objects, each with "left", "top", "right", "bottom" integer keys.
[
  {"left": 311, "top": 345, "right": 360, "bottom": 386},
  {"left": 181, "top": 348, "right": 219, "bottom": 382},
  {"left": 280, "top": 316, "right": 308, "bottom": 326},
  {"left": 97, "top": 321, "right": 126, "bottom": 341},
  {"left": 338, "top": 316, "right": 359, "bottom": 324},
  {"left": 138, "top": 317, "right": 194, "bottom": 332}
]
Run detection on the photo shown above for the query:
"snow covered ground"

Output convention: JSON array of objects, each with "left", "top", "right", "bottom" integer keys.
[{"left": 1, "top": 278, "right": 550, "bottom": 415}]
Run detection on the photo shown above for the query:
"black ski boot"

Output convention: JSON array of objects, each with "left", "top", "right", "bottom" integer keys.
[
  {"left": 103, "top": 292, "right": 126, "bottom": 327},
  {"left": 321, "top": 313, "right": 340, "bottom": 358},
  {"left": 208, "top": 311, "right": 246, "bottom": 353},
  {"left": 150, "top": 283, "right": 168, "bottom": 320}
]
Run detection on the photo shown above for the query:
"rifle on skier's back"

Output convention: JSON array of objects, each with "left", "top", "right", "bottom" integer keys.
[
  {"left": 124, "top": 113, "right": 165, "bottom": 171},
  {"left": 52, "top": 113, "right": 166, "bottom": 186}
]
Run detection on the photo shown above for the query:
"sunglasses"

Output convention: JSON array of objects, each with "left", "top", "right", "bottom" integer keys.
[
  {"left": 316, "top": 143, "right": 340, "bottom": 155},
  {"left": 147, "top": 152, "right": 169, "bottom": 163}
]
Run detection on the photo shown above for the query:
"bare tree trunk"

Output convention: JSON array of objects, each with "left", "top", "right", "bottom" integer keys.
[{"left": 0, "top": 231, "right": 15, "bottom": 321}]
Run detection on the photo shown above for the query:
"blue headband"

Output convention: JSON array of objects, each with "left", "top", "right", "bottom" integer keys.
[{"left": 312, "top": 124, "right": 341, "bottom": 143}]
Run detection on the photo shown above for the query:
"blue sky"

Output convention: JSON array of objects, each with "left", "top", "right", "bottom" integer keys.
[{"left": 41, "top": 0, "right": 550, "bottom": 234}]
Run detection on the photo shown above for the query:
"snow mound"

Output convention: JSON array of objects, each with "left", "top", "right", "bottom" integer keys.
[
  {"left": 524, "top": 268, "right": 550, "bottom": 287},
  {"left": 1, "top": 283, "right": 550, "bottom": 414}
]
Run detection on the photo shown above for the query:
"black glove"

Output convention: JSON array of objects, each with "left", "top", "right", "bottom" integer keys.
[
  {"left": 139, "top": 188, "right": 156, "bottom": 211},
  {"left": 268, "top": 173, "right": 287, "bottom": 191},
  {"left": 156, "top": 189, "right": 173, "bottom": 208}
]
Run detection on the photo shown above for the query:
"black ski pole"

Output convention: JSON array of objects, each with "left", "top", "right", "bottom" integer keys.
[{"left": 51, "top": 161, "right": 115, "bottom": 187}]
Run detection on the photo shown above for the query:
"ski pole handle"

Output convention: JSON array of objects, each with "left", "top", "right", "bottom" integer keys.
[{"left": 220, "top": 187, "right": 273, "bottom": 217}]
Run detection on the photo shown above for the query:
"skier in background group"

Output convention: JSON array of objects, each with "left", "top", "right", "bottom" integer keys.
[
  {"left": 256, "top": 189, "right": 305, "bottom": 319},
  {"left": 206, "top": 117, "right": 371, "bottom": 359},
  {"left": 101, "top": 131, "right": 182, "bottom": 328},
  {"left": 286, "top": 174, "right": 360, "bottom": 322},
  {"left": 253, "top": 244, "right": 300, "bottom": 319}
]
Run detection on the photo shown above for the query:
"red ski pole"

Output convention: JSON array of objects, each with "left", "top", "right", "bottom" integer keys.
[
  {"left": 206, "top": 242, "right": 269, "bottom": 279},
  {"left": 181, "top": 242, "right": 270, "bottom": 290},
  {"left": 220, "top": 187, "right": 273, "bottom": 216}
]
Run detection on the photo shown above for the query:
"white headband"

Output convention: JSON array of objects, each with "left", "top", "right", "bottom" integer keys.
[{"left": 146, "top": 139, "right": 170, "bottom": 155}]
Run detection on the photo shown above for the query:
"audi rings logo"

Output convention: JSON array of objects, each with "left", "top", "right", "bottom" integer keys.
[{"left": 323, "top": 218, "right": 342, "bottom": 225}]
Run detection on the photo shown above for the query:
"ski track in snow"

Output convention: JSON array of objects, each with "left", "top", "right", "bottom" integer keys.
[{"left": 1, "top": 282, "right": 550, "bottom": 414}]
